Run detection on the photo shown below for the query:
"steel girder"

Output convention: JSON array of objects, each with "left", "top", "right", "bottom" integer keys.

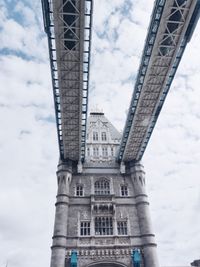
[
  {"left": 42, "top": 0, "right": 93, "bottom": 161},
  {"left": 119, "top": 0, "right": 200, "bottom": 162}
]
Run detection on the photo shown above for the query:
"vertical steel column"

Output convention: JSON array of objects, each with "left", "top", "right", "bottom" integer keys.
[
  {"left": 50, "top": 161, "right": 72, "bottom": 267},
  {"left": 130, "top": 162, "right": 159, "bottom": 267}
]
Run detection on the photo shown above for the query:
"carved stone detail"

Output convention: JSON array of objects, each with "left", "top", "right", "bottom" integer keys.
[
  {"left": 66, "top": 248, "right": 132, "bottom": 259},
  {"left": 94, "top": 238, "right": 114, "bottom": 245},
  {"left": 79, "top": 238, "right": 90, "bottom": 245},
  {"left": 118, "top": 237, "right": 130, "bottom": 244}
]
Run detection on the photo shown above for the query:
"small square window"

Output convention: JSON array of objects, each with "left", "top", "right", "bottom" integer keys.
[
  {"left": 76, "top": 185, "right": 83, "bottom": 196},
  {"left": 121, "top": 185, "right": 128, "bottom": 196}
]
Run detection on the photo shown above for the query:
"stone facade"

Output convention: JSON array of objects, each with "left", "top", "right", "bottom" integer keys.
[
  {"left": 85, "top": 112, "right": 121, "bottom": 163},
  {"left": 50, "top": 112, "right": 159, "bottom": 267}
]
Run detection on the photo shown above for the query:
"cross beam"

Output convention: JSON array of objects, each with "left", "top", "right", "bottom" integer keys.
[
  {"left": 42, "top": 0, "right": 93, "bottom": 161},
  {"left": 119, "top": 0, "right": 200, "bottom": 162}
]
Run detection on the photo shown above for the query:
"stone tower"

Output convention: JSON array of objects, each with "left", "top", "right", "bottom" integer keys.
[{"left": 50, "top": 112, "right": 159, "bottom": 267}]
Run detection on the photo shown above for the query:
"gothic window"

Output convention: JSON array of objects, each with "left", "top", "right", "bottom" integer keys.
[
  {"left": 76, "top": 184, "right": 83, "bottom": 196},
  {"left": 93, "top": 131, "right": 98, "bottom": 141},
  {"left": 101, "top": 132, "right": 107, "bottom": 141},
  {"left": 93, "top": 147, "right": 99, "bottom": 157},
  {"left": 121, "top": 185, "right": 128, "bottom": 196},
  {"left": 87, "top": 147, "right": 90, "bottom": 156},
  {"left": 95, "top": 217, "right": 113, "bottom": 235},
  {"left": 111, "top": 147, "right": 114, "bottom": 156},
  {"left": 93, "top": 204, "right": 113, "bottom": 213},
  {"left": 94, "top": 179, "right": 110, "bottom": 195},
  {"left": 117, "top": 221, "right": 128, "bottom": 235},
  {"left": 102, "top": 146, "right": 108, "bottom": 157},
  {"left": 80, "top": 221, "right": 90, "bottom": 236}
]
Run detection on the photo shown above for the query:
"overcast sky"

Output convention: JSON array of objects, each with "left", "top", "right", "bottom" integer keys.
[{"left": 0, "top": 1, "right": 200, "bottom": 267}]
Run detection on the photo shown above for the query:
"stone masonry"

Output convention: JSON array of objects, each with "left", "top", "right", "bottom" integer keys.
[{"left": 50, "top": 112, "right": 159, "bottom": 267}]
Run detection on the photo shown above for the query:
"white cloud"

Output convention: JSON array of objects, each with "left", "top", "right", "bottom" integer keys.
[
  {"left": 0, "top": 2, "right": 57, "bottom": 266},
  {"left": 143, "top": 21, "right": 200, "bottom": 262},
  {"left": 0, "top": 2, "right": 47, "bottom": 60},
  {"left": 0, "top": 0, "right": 200, "bottom": 266}
]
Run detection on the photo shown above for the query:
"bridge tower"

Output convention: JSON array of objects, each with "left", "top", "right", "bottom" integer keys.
[
  {"left": 41, "top": 0, "right": 200, "bottom": 267},
  {"left": 50, "top": 111, "right": 158, "bottom": 267}
]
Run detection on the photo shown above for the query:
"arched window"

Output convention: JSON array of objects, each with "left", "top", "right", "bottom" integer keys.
[
  {"left": 93, "top": 131, "right": 98, "bottom": 141},
  {"left": 101, "top": 132, "right": 107, "bottom": 141},
  {"left": 95, "top": 179, "right": 110, "bottom": 195},
  {"left": 102, "top": 146, "right": 108, "bottom": 157},
  {"left": 93, "top": 147, "right": 99, "bottom": 157},
  {"left": 87, "top": 147, "right": 90, "bottom": 156}
]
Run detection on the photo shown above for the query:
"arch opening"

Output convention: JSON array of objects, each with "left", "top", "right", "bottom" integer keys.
[{"left": 87, "top": 261, "right": 127, "bottom": 267}]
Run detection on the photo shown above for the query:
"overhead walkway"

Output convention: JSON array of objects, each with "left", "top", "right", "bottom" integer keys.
[
  {"left": 42, "top": 0, "right": 200, "bottom": 164},
  {"left": 119, "top": 0, "right": 200, "bottom": 162},
  {"left": 41, "top": 0, "right": 93, "bottom": 161}
]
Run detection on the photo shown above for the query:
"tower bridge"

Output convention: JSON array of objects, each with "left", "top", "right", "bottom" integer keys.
[
  {"left": 41, "top": 1, "right": 200, "bottom": 267},
  {"left": 42, "top": 0, "right": 93, "bottom": 161},
  {"left": 119, "top": 0, "right": 200, "bottom": 162}
]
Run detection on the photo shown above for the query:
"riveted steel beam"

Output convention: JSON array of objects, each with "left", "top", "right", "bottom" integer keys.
[
  {"left": 42, "top": 0, "right": 93, "bottom": 161},
  {"left": 119, "top": 0, "right": 200, "bottom": 162}
]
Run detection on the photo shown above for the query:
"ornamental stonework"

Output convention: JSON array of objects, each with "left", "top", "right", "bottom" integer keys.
[{"left": 65, "top": 248, "right": 132, "bottom": 259}]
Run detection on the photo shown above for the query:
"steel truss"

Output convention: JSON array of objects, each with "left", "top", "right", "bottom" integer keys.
[
  {"left": 42, "top": 0, "right": 93, "bottom": 161},
  {"left": 119, "top": 0, "right": 200, "bottom": 162}
]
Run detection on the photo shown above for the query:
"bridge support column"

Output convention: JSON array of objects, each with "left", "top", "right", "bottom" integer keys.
[
  {"left": 50, "top": 160, "right": 72, "bottom": 267},
  {"left": 130, "top": 161, "right": 159, "bottom": 267}
]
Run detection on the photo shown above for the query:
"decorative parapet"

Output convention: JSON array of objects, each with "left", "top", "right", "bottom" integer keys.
[{"left": 66, "top": 248, "right": 132, "bottom": 259}]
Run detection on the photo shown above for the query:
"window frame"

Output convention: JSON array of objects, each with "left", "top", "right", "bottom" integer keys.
[
  {"left": 80, "top": 221, "right": 91, "bottom": 236},
  {"left": 95, "top": 216, "right": 113, "bottom": 235},
  {"left": 101, "top": 132, "right": 107, "bottom": 141},
  {"left": 87, "top": 147, "right": 90, "bottom": 156},
  {"left": 94, "top": 179, "right": 110, "bottom": 195},
  {"left": 120, "top": 184, "right": 128, "bottom": 197},
  {"left": 117, "top": 220, "right": 128, "bottom": 235},
  {"left": 76, "top": 184, "right": 84, "bottom": 197},
  {"left": 102, "top": 146, "right": 108, "bottom": 157},
  {"left": 93, "top": 147, "right": 99, "bottom": 157},
  {"left": 93, "top": 131, "right": 98, "bottom": 141}
]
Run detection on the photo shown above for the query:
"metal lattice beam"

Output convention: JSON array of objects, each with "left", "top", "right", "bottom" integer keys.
[
  {"left": 42, "top": 0, "right": 93, "bottom": 161},
  {"left": 119, "top": 0, "right": 200, "bottom": 162}
]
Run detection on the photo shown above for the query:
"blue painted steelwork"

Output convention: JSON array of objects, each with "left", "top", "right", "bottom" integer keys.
[
  {"left": 41, "top": 0, "right": 64, "bottom": 159},
  {"left": 119, "top": 0, "right": 200, "bottom": 162},
  {"left": 131, "top": 248, "right": 141, "bottom": 267},
  {"left": 41, "top": 0, "right": 93, "bottom": 161},
  {"left": 81, "top": 0, "right": 93, "bottom": 161},
  {"left": 70, "top": 250, "right": 78, "bottom": 267}
]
